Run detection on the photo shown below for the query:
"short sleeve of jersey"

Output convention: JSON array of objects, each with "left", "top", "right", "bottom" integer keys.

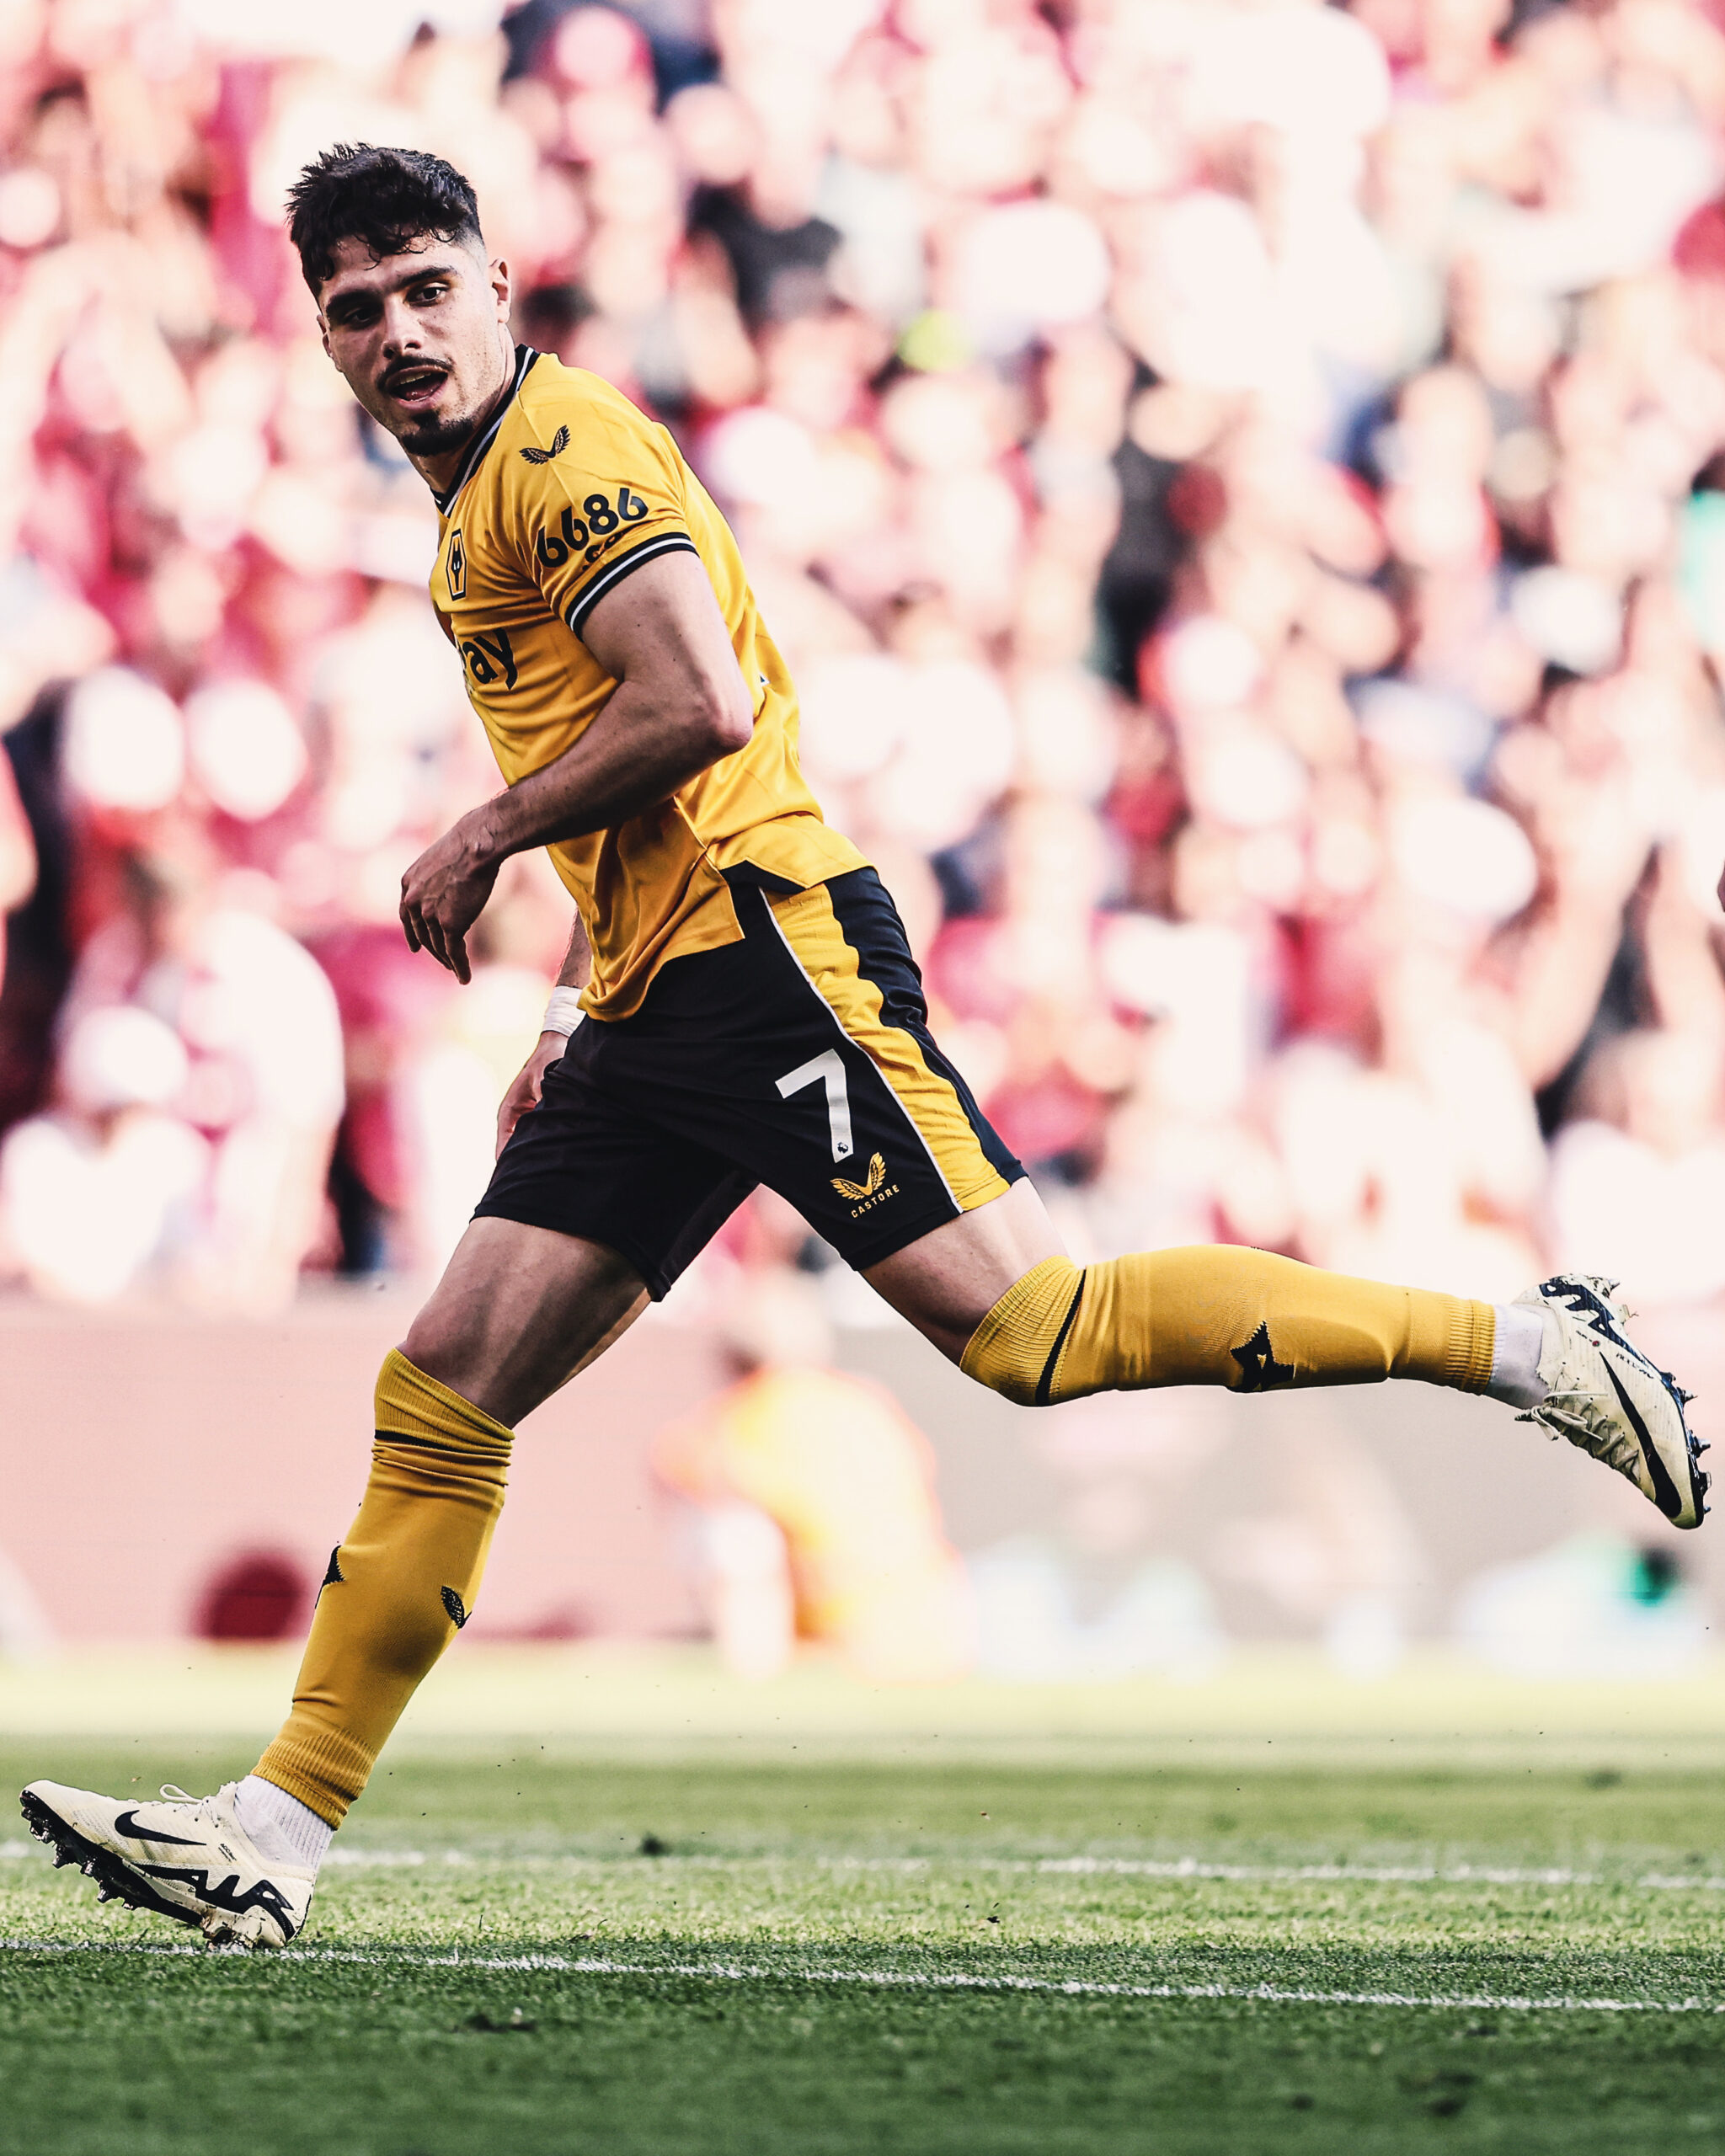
[{"left": 511, "top": 408, "right": 698, "bottom": 642}]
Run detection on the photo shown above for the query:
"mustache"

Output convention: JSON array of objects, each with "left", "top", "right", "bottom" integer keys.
[{"left": 378, "top": 357, "right": 451, "bottom": 396}]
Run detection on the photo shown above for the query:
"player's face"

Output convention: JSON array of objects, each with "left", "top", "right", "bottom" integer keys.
[{"left": 317, "top": 235, "right": 513, "bottom": 472}]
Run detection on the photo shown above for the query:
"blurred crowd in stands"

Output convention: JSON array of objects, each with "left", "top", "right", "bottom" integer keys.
[{"left": 6, "top": 0, "right": 1725, "bottom": 1320}]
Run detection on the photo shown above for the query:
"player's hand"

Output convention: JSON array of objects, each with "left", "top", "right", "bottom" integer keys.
[
  {"left": 496, "top": 1030, "right": 566, "bottom": 1157},
  {"left": 399, "top": 815, "right": 501, "bottom": 985}
]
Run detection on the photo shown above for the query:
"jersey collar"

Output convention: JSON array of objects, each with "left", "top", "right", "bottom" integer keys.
[{"left": 429, "top": 344, "right": 540, "bottom": 517}]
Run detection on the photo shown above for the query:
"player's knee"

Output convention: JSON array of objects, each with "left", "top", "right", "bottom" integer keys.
[
  {"left": 959, "top": 1255, "right": 1085, "bottom": 1407},
  {"left": 392, "top": 1325, "right": 465, "bottom": 1404}
]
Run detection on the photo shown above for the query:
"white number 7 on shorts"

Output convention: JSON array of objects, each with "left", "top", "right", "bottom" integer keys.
[{"left": 775, "top": 1048, "right": 854, "bottom": 1162}]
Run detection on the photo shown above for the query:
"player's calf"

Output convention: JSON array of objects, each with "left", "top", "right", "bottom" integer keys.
[
  {"left": 956, "top": 1248, "right": 1706, "bottom": 1527},
  {"left": 959, "top": 1247, "right": 1494, "bottom": 1404}
]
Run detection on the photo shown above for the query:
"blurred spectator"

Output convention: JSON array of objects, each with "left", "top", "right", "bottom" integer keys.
[
  {"left": 0, "top": 854, "right": 344, "bottom": 1309},
  {"left": 651, "top": 1265, "right": 974, "bottom": 1681},
  {"left": 3, "top": 0, "right": 1725, "bottom": 1324}
]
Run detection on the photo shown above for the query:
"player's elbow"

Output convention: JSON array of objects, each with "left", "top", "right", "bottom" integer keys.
[{"left": 692, "top": 672, "right": 755, "bottom": 762}]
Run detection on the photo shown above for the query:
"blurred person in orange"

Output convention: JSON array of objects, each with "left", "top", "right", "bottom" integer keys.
[
  {"left": 19, "top": 141, "right": 1706, "bottom": 1958},
  {"left": 651, "top": 1264, "right": 974, "bottom": 1684}
]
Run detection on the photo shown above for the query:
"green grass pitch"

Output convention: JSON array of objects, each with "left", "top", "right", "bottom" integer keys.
[{"left": 4, "top": 1735, "right": 1725, "bottom": 2154}]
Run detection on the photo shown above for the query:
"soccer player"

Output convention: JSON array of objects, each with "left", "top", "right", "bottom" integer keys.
[{"left": 21, "top": 146, "right": 1707, "bottom": 1948}]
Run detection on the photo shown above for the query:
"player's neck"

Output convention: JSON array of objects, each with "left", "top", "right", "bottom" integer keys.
[{"left": 406, "top": 330, "right": 519, "bottom": 496}]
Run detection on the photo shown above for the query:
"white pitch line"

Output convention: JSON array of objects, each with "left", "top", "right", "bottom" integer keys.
[
  {"left": 18, "top": 1843, "right": 1725, "bottom": 1892},
  {"left": 0, "top": 1936, "right": 1719, "bottom": 2016},
  {"left": 834, "top": 1856, "right": 1725, "bottom": 1890},
  {"left": 1033, "top": 1858, "right": 1605, "bottom": 1886},
  {"left": 274, "top": 1850, "right": 1725, "bottom": 1893},
  {"left": 322, "top": 1850, "right": 464, "bottom": 1869}
]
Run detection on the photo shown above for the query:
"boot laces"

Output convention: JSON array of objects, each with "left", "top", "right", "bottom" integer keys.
[
  {"left": 1531, "top": 1390, "right": 1642, "bottom": 1478},
  {"left": 156, "top": 1785, "right": 228, "bottom": 1833}
]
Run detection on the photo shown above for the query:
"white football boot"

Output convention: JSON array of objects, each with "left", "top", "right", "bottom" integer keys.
[
  {"left": 1514, "top": 1273, "right": 1709, "bottom": 1529},
  {"left": 19, "top": 1780, "right": 314, "bottom": 1948}
]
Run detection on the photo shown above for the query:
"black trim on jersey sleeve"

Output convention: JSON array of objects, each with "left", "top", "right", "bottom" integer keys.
[
  {"left": 565, "top": 531, "right": 701, "bottom": 637},
  {"left": 515, "top": 408, "right": 700, "bottom": 638}
]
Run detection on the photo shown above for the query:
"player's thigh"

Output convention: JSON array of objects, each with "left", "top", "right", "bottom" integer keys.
[
  {"left": 760, "top": 874, "right": 1019, "bottom": 1226},
  {"left": 402, "top": 1217, "right": 648, "bottom": 1428},
  {"left": 477, "top": 1024, "right": 754, "bottom": 1306},
  {"left": 757, "top": 872, "right": 1064, "bottom": 1358},
  {"left": 861, "top": 1175, "right": 1067, "bottom": 1364},
  {"left": 411, "top": 1041, "right": 752, "bottom": 1424},
  {"left": 739, "top": 872, "right": 1047, "bottom": 1336}
]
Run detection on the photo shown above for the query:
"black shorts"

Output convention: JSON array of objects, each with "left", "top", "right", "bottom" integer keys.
[{"left": 474, "top": 867, "right": 1024, "bottom": 1298}]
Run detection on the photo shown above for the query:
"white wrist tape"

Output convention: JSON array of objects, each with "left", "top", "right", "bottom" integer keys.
[{"left": 542, "top": 987, "right": 585, "bottom": 1037}]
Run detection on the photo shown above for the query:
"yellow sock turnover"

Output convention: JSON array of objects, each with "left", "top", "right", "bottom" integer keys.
[
  {"left": 960, "top": 1247, "right": 1494, "bottom": 1408},
  {"left": 253, "top": 1349, "right": 513, "bottom": 1828}
]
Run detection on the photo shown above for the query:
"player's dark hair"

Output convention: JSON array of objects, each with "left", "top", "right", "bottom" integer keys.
[{"left": 286, "top": 142, "right": 484, "bottom": 294}]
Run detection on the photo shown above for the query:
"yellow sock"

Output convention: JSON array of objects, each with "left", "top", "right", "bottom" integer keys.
[
  {"left": 960, "top": 1247, "right": 1494, "bottom": 1407},
  {"left": 253, "top": 1350, "right": 512, "bottom": 1827}
]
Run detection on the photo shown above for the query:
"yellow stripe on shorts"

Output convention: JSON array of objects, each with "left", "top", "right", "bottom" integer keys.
[{"left": 764, "top": 883, "right": 1009, "bottom": 1215}]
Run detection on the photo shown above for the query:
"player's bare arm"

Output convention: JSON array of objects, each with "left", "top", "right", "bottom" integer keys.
[
  {"left": 496, "top": 912, "right": 591, "bottom": 1158},
  {"left": 398, "top": 550, "right": 755, "bottom": 980}
]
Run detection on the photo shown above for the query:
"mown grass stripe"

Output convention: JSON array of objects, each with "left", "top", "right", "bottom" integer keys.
[{"left": 3, "top": 1937, "right": 1721, "bottom": 2015}]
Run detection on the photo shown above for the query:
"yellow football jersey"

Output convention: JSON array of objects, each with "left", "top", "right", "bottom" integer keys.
[{"left": 428, "top": 345, "right": 866, "bottom": 1018}]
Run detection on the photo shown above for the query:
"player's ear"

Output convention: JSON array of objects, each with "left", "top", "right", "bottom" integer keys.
[{"left": 488, "top": 253, "right": 511, "bottom": 323}]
